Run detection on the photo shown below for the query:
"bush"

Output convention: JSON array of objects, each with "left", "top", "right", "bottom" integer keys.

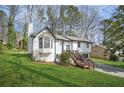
[
  {"left": 0, "top": 43, "right": 8, "bottom": 53},
  {"left": 110, "top": 54, "right": 118, "bottom": 61},
  {"left": 60, "top": 51, "right": 71, "bottom": 65},
  {"left": 0, "top": 42, "right": 6, "bottom": 50},
  {"left": 7, "top": 43, "right": 13, "bottom": 49}
]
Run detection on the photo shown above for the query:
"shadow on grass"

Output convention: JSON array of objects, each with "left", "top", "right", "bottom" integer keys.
[
  {"left": 0, "top": 53, "right": 80, "bottom": 87},
  {"left": 11, "top": 53, "right": 32, "bottom": 59}
]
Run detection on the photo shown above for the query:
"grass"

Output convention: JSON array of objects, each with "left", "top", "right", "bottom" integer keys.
[
  {"left": 0, "top": 50, "right": 124, "bottom": 86},
  {"left": 92, "top": 58, "right": 124, "bottom": 69}
]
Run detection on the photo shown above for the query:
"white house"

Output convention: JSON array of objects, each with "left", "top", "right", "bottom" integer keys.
[{"left": 28, "top": 23, "right": 93, "bottom": 62}]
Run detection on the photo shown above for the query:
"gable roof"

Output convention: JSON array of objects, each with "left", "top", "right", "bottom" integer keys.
[
  {"left": 30, "top": 27, "right": 92, "bottom": 43},
  {"left": 30, "top": 27, "right": 55, "bottom": 38}
]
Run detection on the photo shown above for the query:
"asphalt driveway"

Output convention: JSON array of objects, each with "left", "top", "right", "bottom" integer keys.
[{"left": 95, "top": 63, "right": 124, "bottom": 78}]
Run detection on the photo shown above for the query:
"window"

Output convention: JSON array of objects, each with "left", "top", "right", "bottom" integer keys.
[
  {"left": 78, "top": 42, "right": 81, "bottom": 48},
  {"left": 86, "top": 43, "right": 89, "bottom": 48},
  {"left": 44, "top": 37, "right": 50, "bottom": 48},
  {"left": 39, "top": 38, "right": 43, "bottom": 48},
  {"left": 39, "top": 37, "right": 52, "bottom": 49},
  {"left": 82, "top": 54, "right": 88, "bottom": 58},
  {"left": 66, "top": 45, "right": 70, "bottom": 51}
]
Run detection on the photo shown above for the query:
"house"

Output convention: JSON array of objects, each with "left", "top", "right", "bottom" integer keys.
[
  {"left": 91, "top": 45, "right": 110, "bottom": 60},
  {"left": 28, "top": 23, "right": 93, "bottom": 62}
]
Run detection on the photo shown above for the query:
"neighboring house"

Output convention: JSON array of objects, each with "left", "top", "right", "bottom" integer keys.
[
  {"left": 28, "top": 23, "right": 92, "bottom": 62},
  {"left": 91, "top": 45, "right": 110, "bottom": 60}
]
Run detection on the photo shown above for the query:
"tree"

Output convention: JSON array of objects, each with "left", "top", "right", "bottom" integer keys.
[
  {"left": 22, "top": 23, "right": 28, "bottom": 49},
  {"left": 58, "top": 5, "right": 82, "bottom": 36},
  {"left": 59, "top": 5, "right": 67, "bottom": 35},
  {"left": 64, "top": 5, "right": 82, "bottom": 36},
  {"left": 35, "top": 5, "right": 46, "bottom": 30},
  {"left": 7, "top": 5, "right": 19, "bottom": 48},
  {"left": 47, "top": 6, "right": 57, "bottom": 33},
  {"left": 100, "top": 5, "right": 124, "bottom": 55},
  {"left": 78, "top": 6, "right": 101, "bottom": 40},
  {"left": 7, "top": 15, "right": 16, "bottom": 48},
  {"left": 0, "top": 10, "right": 8, "bottom": 44},
  {"left": 3, "top": 5, "right": 101, "bottom": 49}
]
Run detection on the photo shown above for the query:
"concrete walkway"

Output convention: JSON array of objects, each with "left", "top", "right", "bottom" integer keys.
[{"left": 95, "top": 63, "right": 124, "bottom": 78}]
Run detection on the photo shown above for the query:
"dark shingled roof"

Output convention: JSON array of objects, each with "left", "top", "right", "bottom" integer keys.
[
  {"left": 63, "top": 35, "right": 92, "bottom": 42},
  {"left": 55, "top": 35, "right": 70, "bottom": 41}
]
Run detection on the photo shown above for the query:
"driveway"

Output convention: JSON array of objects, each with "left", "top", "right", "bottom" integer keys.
[{"left": 95, "top": 63, "right": 124, "bottom": 78}]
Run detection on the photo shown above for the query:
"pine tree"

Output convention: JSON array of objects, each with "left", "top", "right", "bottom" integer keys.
[{"left": 100, "top": 5, "right": 124, "bottom": 55}]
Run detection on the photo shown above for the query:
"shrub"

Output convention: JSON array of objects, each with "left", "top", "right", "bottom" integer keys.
[
  {"left": 60, "top": 51, "right": 71, "bottom": 65},
  {"left": 110, "top": 54, "right": 118, "bottom": 61},
  {"left": 7, "top": 43, "right": 13, "bottom": 49},
  {"left": 0, "top": 42, "right": 6, "bottom": 50},
  {"left": 0, "top": 43, "right": 8, "bottom": 53}
]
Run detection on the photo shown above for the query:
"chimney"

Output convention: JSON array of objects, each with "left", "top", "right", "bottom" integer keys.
[
  {"left": 28, "top": 22, "right": 33, "bottom": 54},
  {"left": 28, "top": 23, "right": 33, "bottom": 37}
]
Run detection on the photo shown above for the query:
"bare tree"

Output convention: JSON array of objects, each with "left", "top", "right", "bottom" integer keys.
[
  {"left": 78, "top": 6, "right": 101, "bottom": 41},
  {"left": 26, "top": 5, "right": 34, "bottom": 23}
]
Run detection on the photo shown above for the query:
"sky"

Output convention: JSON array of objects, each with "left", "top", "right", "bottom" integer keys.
[
  {"left": 91, "top": 5, "right": 117, "bottom": 44},
  {"left": 98, "top": 5, "right": 118, "bottom": 19},
  {"left": 0, "top": 5, "right": 117, "bottom": 26}
]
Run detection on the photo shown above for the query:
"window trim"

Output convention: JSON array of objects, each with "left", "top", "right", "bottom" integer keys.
[
  {"left": 39, "top": 38, "right": 43, "bottom": 48},
  {"left": 44, "top": 37, "right": 50, "bottom": 48},
  {"left": 39, "top": 37, "right": 53, "bottom": 49}
]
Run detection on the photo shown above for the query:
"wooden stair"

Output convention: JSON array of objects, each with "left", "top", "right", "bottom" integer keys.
[{"left": 70, "top": 52, "right": 95, "bottom": 69}]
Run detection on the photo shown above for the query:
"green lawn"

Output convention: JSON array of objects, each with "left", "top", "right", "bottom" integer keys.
[
  {"left": 0, "top": 50, "right": 124, "bottom": 87},
  {"left": 92, "top": 58, "right": 124, "bottom": 69}
]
